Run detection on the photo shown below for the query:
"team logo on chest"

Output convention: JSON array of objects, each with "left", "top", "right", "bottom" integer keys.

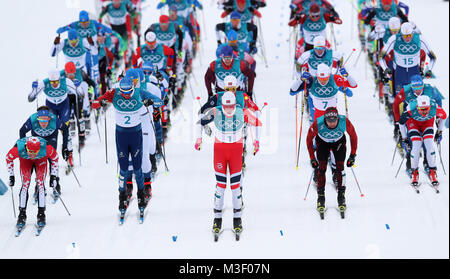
[
  {"left": 398, "top": 44, "right": 418, "bottom": 53},
  {"left": 313, "top": 86, "right": 334, "bottom": 96},
  {"left": 65, "top": 47, "right": 84, "bottom": 56},
  {"left": 306, "top": 22, "right": 324, "bottom": 31},
  {"left": 217, "top": 71, "right": 240, "bottom": 80},
  {"left": 157, "top": 32, "right": 175, "bottom": 41},
  {"left": 117, "top": 99, "right": 138, "bottom": 109}
]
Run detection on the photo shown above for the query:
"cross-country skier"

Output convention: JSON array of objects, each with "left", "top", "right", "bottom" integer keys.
[
  {"left": 215, "top": 11, "right": 258, "bottom": 53},
  {"left": 378, "top": 22, "right": 436, "bottom": 95},
  {"left": 19, "top": 106, "right": 71, "bottom": 200},
  {"left": 204, "top": 45, "right": 256, "bottom": 99},
  {"left": 195, "top": 91, "right": 262, "bottom": 240},
  {"left": 363, "top": 0, "right": 408, "bottom": 29},
  {"left": 6, "top": 136, "right": 60, "bottom": 233},
  {"left": 399, "top": 95, "right": 447, "bottom": 187},
  {"left": 306, "top": 107, "right": 358, "bottom": 218},
  {"left": 220, "top": 0, "right": 265, "bottom": 24},
  {"left": 91, "top": 77, "right": 163, "bottom": 222}
]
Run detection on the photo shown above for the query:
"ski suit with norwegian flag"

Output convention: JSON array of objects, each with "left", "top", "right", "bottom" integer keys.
[
  {"left": 6, "top": 137, "right": 59, "bottom": 210},
  {"left": 197, "top": 106, "right": 261, "bottom": 219}
]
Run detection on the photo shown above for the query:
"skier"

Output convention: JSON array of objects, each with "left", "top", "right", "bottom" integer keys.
[
  {"left": 290, "top": 63, "right": 357, "bottom": 121},
  {"left": 61, "top": 62, "right": 89, "bottom": 147},
  {"left": 216, "top": 30, "right": 255, "bottom": 71},
  {"left": 288, "top": 3, "right": 342, "bottom": 52},
  {"left": 131, "top": 32, "right": 175, "bottom": 74},
  {"left": 91, "top": 77, "right": 163, "bottom": 222},
  {"left": 220, "top": 0, "right": 265, "bottom": 24},
  {"left": 215, "top": 11, "right": 258, "bottom": 53},
  {"left": 51, "top": 29, "right": 99, "bottom": 75},
  {"left": 296, "top": 35, "right": 342, "bottom": 76},
  {"left": 204, "top": 45, "right": 256, "bottom": 99},
  {"left": 19, "top": 106, "right": 71, "bottom": 202},
  {"left": 99, "top": 0, "right": 136, "bottom": 67},
  {"left": 306, "top": 107, "right": 358, "bottom": 218},
  {"left": 6, "top": 136, "right": 60, "bottom": 233},
  {"left": 195, "top": 91, "right": 262, "bottom": 240},
  {"left": 378, "top": 22, "right": 436, "bottom": 95},
  {"left": 363, "top": 0, "right": 408, "bottom": 29},
  {"left": 399, "top": 95, "right": 446, "bottom": 187},
  {"left": 289, "top": 0, "right": 339, "bottom": 22}
]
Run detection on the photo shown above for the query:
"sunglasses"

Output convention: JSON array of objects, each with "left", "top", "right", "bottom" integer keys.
[
  {"left": 143, "top": 70, "right": 153, "bottom": 75},
  {"left": 310, "top": 13, "right": 321, "bottom": 19},
  {"left": 223, "top": 104, "right": 236, "bottom": 109},
  {"left": 146, "top": 41, "right": 157, "bottom": 48},
  {"left": 225, "top": 86, "right": 237, "bottom": 92},
  {"left": 402, "top": 34, "right": 413, "bottom": 39},
  {"left": 26, "top": 147, "right": 39, "bottom": 155},
  {"left": 37, "top": 116, "right": 50, "bottom": 122},
  {"left": 69, "top": 39, "right": 79, "bottom": 45},
  {"left": 49, "top": 80, "right": 60, "bottom": 85}
]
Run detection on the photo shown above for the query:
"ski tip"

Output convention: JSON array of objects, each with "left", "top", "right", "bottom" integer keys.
[
  {"left": 360, "top": 194, "right": 365, "bottom": 197},
  {"left": 295, "top": 166, "right": 299, "bottom": 170}
]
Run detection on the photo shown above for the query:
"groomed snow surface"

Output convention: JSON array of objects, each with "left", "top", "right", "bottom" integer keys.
[{"left": 0, "top": 0, "right": 448, "bottom": 259}]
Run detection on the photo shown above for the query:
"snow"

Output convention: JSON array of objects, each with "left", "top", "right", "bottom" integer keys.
[{"left": 0, "top": 0, "right": 448, "bottom": 259}]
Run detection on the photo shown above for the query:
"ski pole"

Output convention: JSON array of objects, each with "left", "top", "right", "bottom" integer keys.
[
  {"left": 257, "top": 17, "right": 268, "bottom": 68},
  {"left": 10, "top": 186, "right": 16, "bottom": 219},
  {"left": 395, "top": 155, "right": 405, "bottom": 178},
  {"left": 303, "top": 170, "right": 315, "bottom": 201},
  {"left": 70, "top": 165, "right": 82, "bottom": 188},
  {"left": 95, "top": 109, "right": 102, "bottom": 142},
  {"left": 437, "top": 143, "right": 447, "bottom": 175},
  {"left": 104, "top": 106, "right": 108, "bottom": 164},
  {"left": 148, "top": 107, "right": 169, "bottom": 174},
  {"left": 57, "top": 194, "right": 72, "bottom": 216},
  {"left": 75, "top": 93, "right": 82, "bottom": 166},
  {"left": 390, "top": 142, "right": 397, "bottom": 166},
  {"left": 295, "top": 90, "right": 307, "bottom": 170},
  {"left": 350, "top": 166, "right": 364, "bottom": 197},
  {"left": 295, "top": 94, "right": 298, "bottom": 162}
]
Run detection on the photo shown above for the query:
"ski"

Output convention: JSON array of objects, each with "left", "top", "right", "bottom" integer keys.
[
  {"left": 212, "top": 229, "right": 222, "bottom": 242},
  {"left": 15, "top": 224, "right": 26, "bottom": 237},
  {"left": 35, "top": 223, "right": 45, "bottom": 236},
  {"left": 410, "top": 182, "right": 421, "bottom": 194},
  {"left": 338, "top": 206, "right": 346, "bottom": 219},
  {"left": 139, "top": 208, "right": 146, "bottom": 224},
  {"left": 233, "top": 229, "right": 242, "bottom": 241},
  {"left": 119, "top": 209, "right": 127, "bottom": 225}
]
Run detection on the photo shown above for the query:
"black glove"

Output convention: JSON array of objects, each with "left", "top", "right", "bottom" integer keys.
[
  {"left": 169, "top": 77, "right": 176, "bottom": 88},
  {"left": 54, "top": 36, "right": 60, "bottom": 45},
  {"left": 310, "top": 158, "right": 319, "bottom": 169},
  {"left": 434, "top": 130, "right": 442, "bottom": 144},
  {"left": 50, "top": 175, "right": 59, "bottom": 188},
  {"left": 347, "top": 154, "right": 356, "bottom": 168},
  {"left": 143, "top": 98, "right": 154, "bottom": 107},
  {"left": 106, "top": 68, "right": 112, "bottom": 77},
  {"left": 62, "top": 148, "right": 71, "bottom": 161},
  {"left": 394, "top": 122, "right": 400, "bottom": 139},
  {"left": 424, "top": 70, "right": 433, "bottom": 79},
  {"left": 9, "top": 176, "right": 15, "bottom": 187},
  {"left": 155, "top": 71, "right": 163, "bottom": 81},
  {"left": 384, "top": 68, "right": 392, "bottom": 79}
]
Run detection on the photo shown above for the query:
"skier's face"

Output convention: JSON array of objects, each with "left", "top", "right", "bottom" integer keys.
[
  {"left": 222, "top": 56, "right": 233, "bottom": 66},
  {"left": 146, "top": 40, "right": 157, "bottom": 50},
  {"left": 80, "top": 20, "right": 89, "bottom": 28},
  {"left": 160, "top": 22, "right": 169, "bottom": 32},
  {"left": 69, "top": 38, "right": 79, "bottom": 47},
  {"left": 418, "top": 106, "right": 430, "bottom": 117},
  {"left": 402, "top": 34, "right": 413, "bottom": 43},
  {"left": 325, "top": 118, "right": 338, "bottom": 129},
  {"left": 237, "top": 2, "right": 246, "bottom": 11},
  {"left": 113, "top": 0, "right": 121, "bottom": 8},
  {"left": 169, "top": 11, "right": 177, "bottom": 21},
  {"left": 317, "top": 76, "right": 330, "bottom": 86},
  {"left": 314, "top": 46, "right": 326, "bottom": 57},
  {"left": 310, "top": 12, "right": 321, "bottom": 22},
  {"left": 37, "top": 116, "right": 50, "bottom": 129},
  {"left": 49, "top": 80, "right": 60, "bottom": 89},
  {"left": 26, "top": 148, "right": 39, "bottom": 159},
  {"left": 382, "top": 4, "right": 391, "bottom": 12},
  {"left": 228, "top": 39, "right": 238, "bottom": 47},
  {"left": 231, "top": 19, "right": 241, "bottom": 28},
  {"left": 223, "top": 104, "right": 236, "bottom": 117}
]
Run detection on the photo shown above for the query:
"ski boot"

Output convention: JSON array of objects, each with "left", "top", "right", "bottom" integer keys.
[
  {"left": 405, "top": 156, "right": 412, "bottom": 178},
  {"left": 317, "top": 191, "right": 325, "bottom": 219},
  {"left": 137, "top": 189, "right": 148, "bottom": 209},
  {"left": 79, "top": 134, "right": 86, "bottom": 150},
  {"left": 337, "top": 186, "right": 346, "bottom": 219},
  {"left": 84, "top": 117, "right": 91, "bottom": 135},
  {"left": 150, "top": 154, "right": 158, "bottom": 174},
  {"left": 428, "top": 167, "right": 439, "bottom": 186},
  {"left": 37, "top": 208, "right": 46, "bottom": 226},
  {"left": 411, "top": 168, "right": 419, "bottom": 186},
  {"left": 17, "top": 208, "right": 27, "bottom": 229},
  {"left": 233, "top": 217, "right": 243, "bottom": 241},
  {"left": 212, "top": 218, "right": 222, "bottom": 242},
  {"left": 118, "top": 190, "right": 128, "bottom": 224},
  {"left": 52, "top": 180, "right": 61, "bottom": 203},
  {"left": 69, "top": 119, "right": 76, "bottom": 137},
  {"left": 144, "top": 178, "right": 152, "bottom": 203},
  {"left": 126, "top": 178, "right": 133, "bottom": 200}
]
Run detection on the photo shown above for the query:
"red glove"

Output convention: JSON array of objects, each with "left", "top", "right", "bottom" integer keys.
[
  {"left": 288, "top": 18, "right": 298, "bottom": 27},
  {"left": 92, "top": 100, "right": 101, "bottom": 109},
  {"left": 254, "top": 10, "right": 262, "bottom": 18},
  {"left": 221, "top": 11, "right": 229, "bottom": 18}
]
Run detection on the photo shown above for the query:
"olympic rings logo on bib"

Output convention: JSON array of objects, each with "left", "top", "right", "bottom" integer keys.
[
  {"left": 217, "top": 72, "right": 240, "bottom": 80},
  {"left": 65, "top": 47, "right": 84, "bottom": 56},
  {"left": 307, "top": 22, "right": 324, "bottom": 31},
  {"left": 322, "top": 130, "right": 344, "bottom": 138},
  {"left": 117, "top": 99, "right": 138, "bottom": 109},
  {"left": 314, "top": 86, "right": 334, "bottom": 96},
  {"left": 310, "top": 60, "right": 331, "bottom": 68},
  {"left": 110, "top": 10, "right": 126, "bottom": 17},
  {"left": 34, "top": 128, "right": 54, "bottom": 137},
  {"left": 218, "top": 119, "right": 242, "bottom": 130},
  {"left": 157, "top": 32, "right": 175, "bottom": 41},
  {"left": 398, "top": 44, "right": 418, "bottom": 53},
  {"left": 46, "top": 89, "right": 67, "bottom": 97},
  {"left": 144, "top": 54, "right": 163, "bottom": 63}
]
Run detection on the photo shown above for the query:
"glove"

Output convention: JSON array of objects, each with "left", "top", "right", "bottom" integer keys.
[
  {"left": 54, "top": 36, "right": 60, "bottom": 45},
  {"left": 9, "top": 176, "right": 14, "bottom": 187},
  {"left": 346, "top": 154, "right": 356, "bottom": 168},
  {"left": 221, "top": 11, "right": 229, "bottom": 18},
  {"left": 384, "top": 68, "right": 392, "bottom": 79},
  {"left": 92, "top": 99, "right": 107, "bottom": 109},
  {"left": 310, "top": 158, "right": 319, "bottom": 169},
  {"left": 250, "top": 46, "right": 258, "bottom": 55},
  {"left": 289, "top": 3, "right": 298, "bottom": 11},
  {"left": 143, "top": 98, "right": 154, "bottom": 107},
  {"left": 339, "top": 67, "right": 349, "bottom": 77},
  {"left": 204, "top": 125, "right": 212, "bottom": 137},
  {"left": 106, "top": 68, "right": 112, "bottom": 77},
  {"left": 73, "top": 80, "right": 81, "bottom": 87},
  {"left": 169, "top": 77, "right": 176, "bottom": 88},
  {"left": 301, "top": 71, "right": 312, "bottom": 81},
  {"left": 87, "top": 36, "right": 95, "bottom": 46},
  {"left": 32, "top": 81, "right": 38, "bottom": 89},
  {"left": 253, "top": 140, "right": 260, "bottom": 155},
  {"left": 424, "top": 70, "right": 433, "bottom": 79},
  {"left": 195, "top": 138, "right": 202, "bottom": 151},
  {"left": 153, "top": 109, "right": 161, "bottom": 122},
  {"left": 401, "top": 138, "right": 411, "bottom": 153},
  {"left": 434, "top": 130, "right": 442, "bottom": 144},
  {"left": 155, "top": 71, "right": 163, "bottom": 81},
  {"left": 157, "top": 2, "right": 165, "bottom": 9},
  {"left": 394, "top": 122, "right": 400, "bottom": 139},
  {"left": 50, "top": 175, "right": 59, "bottom": 188},
  {"left": 62, "top": 148, "right": 71, "bottom": 161}
]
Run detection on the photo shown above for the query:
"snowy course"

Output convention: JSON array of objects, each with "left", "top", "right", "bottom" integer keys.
[{"left": 0, "top": 0, "right": 448, "bottom": 259}]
